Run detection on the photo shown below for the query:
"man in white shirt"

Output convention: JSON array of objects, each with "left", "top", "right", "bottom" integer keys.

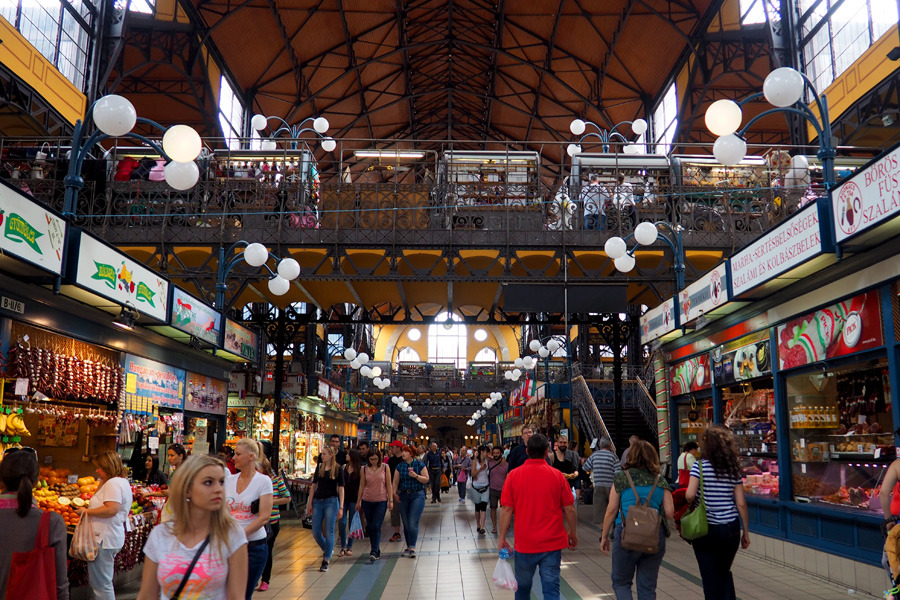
[
  {"left": 579, "top": 174, "right": 609, "bottom": 230},
  {"left": 611, "top": 173, "right": 637, "bottom": 228}
]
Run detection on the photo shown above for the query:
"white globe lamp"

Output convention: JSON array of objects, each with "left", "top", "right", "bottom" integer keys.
[
  {"left": 261, "top": 139, "right": 277, "bottom": 152},
  {"left": 570, "top": 119, "right": 586, "bottom": 135},
  {"left": 164, "top": 161, "right": 199, "bottom": 191},
  {"left": 713, "top": 134, "right": 747, "bottom": 166},
  {"left": 267, "top": 276, "right": 290, "bottom": 296},
  {"left": 93, "top": 95, "right": 136, "bottom": 137},
  {"left": 615, "top": 254, "right": 636, "bottom": 273},
  {"left": 343, "top": 348, "right": 357, "bottom": 361},
  {"left": 350, "top": 359, "right": 361, "bottom": 370},
  {"left": 512, "top": 368, "right": 521, "bottom": 379},
  {"left": 764, "top": 67, "right": 804, "bottom": 108},
  {"left": 514, "top": 358, "right": 524, "bottom": 368},
  {"left": 162, "top": 125, "right": 202, "bottom": 162},
  {"left": 277, "top": 258, "right": 301, "bottom": 280},
  {"left": 522, "top": 356, "right": 534, "bottom": 369},
  {"left": 360, "top": 365, "right": 372, "bottom": 377},
  {"left": 547, "top": 339, "right": 561, "bottom": 353},
  {"left": 381, "top": 378, "right": 391, "bottom": 388},
  {"left": 357, "top": 352, "right": 369, "bottom": 365},
  {"left": 634, "top": 221, "right": 659, "bottom": 246},
  {"left": 373, "top": 377, "right": 383, "bottom": 387},
  {"left": 631, "top": 118, "right": 648, "bottom": 136},
  {"left": 321, "top": 137, "right": 337, "bottom": 152},
  {"left": 705, "top": 100, "right": 742, "bottom": 137},
  {"left": 251, "top": 114, "right": 268, "bottom": 131},
  {"left": 371, "top": 366, "right": 383, "bottom": 378},
  {"left": 604, "top": 236, "right": 627, "bottom": 259},
  {"left": 529, "top": 339, "right": 542, "bottom": 352},
  {"left": 566, "top": 143, "right": 582, "bottom": 157},
  {"left": 313, "top": 117, "right": 330, "bottom": 134},
  {"left": 243, "top": 243, "right": 269, "bottom": 267},
  {"left": 538, "top": 347, "right": 550, "bottom": 358}
]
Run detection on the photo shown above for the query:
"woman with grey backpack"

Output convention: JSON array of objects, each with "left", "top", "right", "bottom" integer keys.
[{"left": 599, "top": 440, "right": 674, "bottom": 600}]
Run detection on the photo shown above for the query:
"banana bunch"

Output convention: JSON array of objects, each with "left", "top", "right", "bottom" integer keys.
[{"left": 0, "top": 413, "right": 30, "bottom": 437}]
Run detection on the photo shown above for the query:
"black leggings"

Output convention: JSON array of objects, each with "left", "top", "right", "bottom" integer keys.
[
  {"left": 261, "top": 520, "right": 280, "bottom": 584},
  {"left": 691, "top": 519, "right": 740, "bottom": 600}
]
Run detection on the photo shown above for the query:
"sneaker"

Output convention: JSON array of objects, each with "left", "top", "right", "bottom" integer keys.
[
  {"left": 459, "top": 499, "right": 465, "bottom": 504},
  {"left": 390, "top": 533, "right": 402, "bottom": 542},
  {"left": 257, "top": 582, "right": 269, "bottom": 592},
  {"left": 320, "top": 560, "right": 329, "bottom": 572},
  {"left": 402, "top": 548, "right": 412, "bottom": 557},
  {"left": 368, "top": 553, "right": 377, "bottom": 564},
  {"left": 408, "top": 549, "right": 416, "bottom": 559}
]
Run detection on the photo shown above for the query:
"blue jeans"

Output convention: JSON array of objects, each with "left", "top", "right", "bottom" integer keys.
[
  {"left": 339, "top": 501, "right": 358, "bottom": 550},
  {"left": 398, "top": 490, "right": 426, "bottom": 549},
  {"left": 312, "top": 496, "right": 340, "bottom": 560},
  {"left": 88, "top": 543, "right": 120, "bottom": 600},
  {"left": 361, "top": 499, "right": 388, "bottom": 557},
  {"left": 246, "top": 540, "right": 268, "bottom": 599},
  {"left": 514, "top": 549, "right": 561, "bottom": 600},
  {"left": 611, "top": 523, "right": 666, "bottom": 600}
]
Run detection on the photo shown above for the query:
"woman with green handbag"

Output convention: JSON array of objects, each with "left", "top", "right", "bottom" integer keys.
[{"left": 684, "top": 426, "right": 751, "bottom": 600}]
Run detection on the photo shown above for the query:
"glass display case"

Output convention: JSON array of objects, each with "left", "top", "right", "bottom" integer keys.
[
  {"left": 724, "top": 383, "right": 778, "bottom": 498},
  {"left": 741, "top": 456, "right": 779, "bottom": 499},
  {"left": 787, "top": 359, "right": 893, "bottom": 514}
]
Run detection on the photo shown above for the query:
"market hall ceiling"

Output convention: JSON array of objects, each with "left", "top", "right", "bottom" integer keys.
[{"left": 111, "top": 0, "right": 792, "bottom": 168}]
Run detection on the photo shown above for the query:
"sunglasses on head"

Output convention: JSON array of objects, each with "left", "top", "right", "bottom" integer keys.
[{"left": 3, "top": 446, "right": 37, "bottom": 456}]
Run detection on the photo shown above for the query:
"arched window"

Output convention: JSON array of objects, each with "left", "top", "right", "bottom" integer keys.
[
  {"left": 474, "top": 347, "right": 497, "bottom": 363},
  {"left": 428, "top": 312, "right": 467, "bottom": 368},
  {"left": 397, "top": 347, "right": 421, "bottom": 362}
]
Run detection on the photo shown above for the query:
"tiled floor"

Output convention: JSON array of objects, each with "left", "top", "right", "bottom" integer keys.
[{"left": 118, "top": 498, "right": 882, "bottom": 599}]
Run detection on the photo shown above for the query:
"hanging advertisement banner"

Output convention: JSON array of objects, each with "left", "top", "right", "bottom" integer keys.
[
  {"left": 0, "top": 181, "right": 66, "bottom": 274},
  {"left": 730, "top": 204, "right": 823, "bottom": 297},
  {"left": 224, "top": 319, "right": 258, "bottom": 361},
  {"left": 711, "top": 332, "right": 772, "bottom": 387},
  {"left": 669, "top": 354, "right": 711, "bottom": 396},
  {"left": 679, "top": 262, "right": 728, "bottom": 323},
  {"left": 185, "top": 373, "right": 227, "bottom": 415},
  {"left": 74, "top": 232, "right": 169, "bottom": 321},
  {"left": 124, "top": 353, "right": 185, "bottom": 412},
  {"left": 832, "top": 145, "right": 900, "bottom": 243},
  {"left": 776, "top": 289, "right": 883, "bottom": 370},
  {"left": 640, "top": 298, "right": 677, "bottom": 345},
  {"left": 171, "top": 288, "right": 221, "bottom": 346}
]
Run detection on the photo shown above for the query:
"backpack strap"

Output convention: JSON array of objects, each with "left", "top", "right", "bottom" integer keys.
[
  {"left": 644, "top": 475, "right": 661, "bottom": 508},
  {"left": 623, "top": 469, "right": 641, "bottom": 503}
]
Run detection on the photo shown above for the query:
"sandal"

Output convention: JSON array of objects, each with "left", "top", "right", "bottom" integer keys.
[
  {"left": 338, "top": 548, "right": 347, "bottom": 557},
  {"left": 345, "top": 549, "right": 353, "bottom": 557}
]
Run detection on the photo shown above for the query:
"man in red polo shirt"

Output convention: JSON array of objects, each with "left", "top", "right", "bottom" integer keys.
[{"left": 499, "top": 433, "right": 577, "bottom": 600}]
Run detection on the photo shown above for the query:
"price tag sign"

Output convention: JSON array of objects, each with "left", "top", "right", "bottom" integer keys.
[
  {"left": 875, "top": 448, "right": 882, "bottom": 459},
  {"left": 801, "top": 463, "right": 807, "bottom": 474},
  {"left": 761, "top": 443, "right": 768, "bottom": 453},
  {"left": 148, "top": 436, "right": 159, "bottom": 450},
  {"left": 14, "top": 379, "right": 28, "bottom": 396},
  {"left": 799, "top": 438, "right": 806, "bottom": 448},
  {"left": 67, "top": 475, "right": 78, "bottom": 484}
]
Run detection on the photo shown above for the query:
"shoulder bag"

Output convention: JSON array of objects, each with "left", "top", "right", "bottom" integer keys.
[
  {"left": 681, "top": 463, "right": 709, "bottom": 541},
  {"left": 619, "top": 470, "right": 662, "bottom": 554},
  {"left": 171, "top": 535, "right": 210, "bottom": 600},
  {"left": 7, "top": 511, "right": 56, "bottom": 600}
]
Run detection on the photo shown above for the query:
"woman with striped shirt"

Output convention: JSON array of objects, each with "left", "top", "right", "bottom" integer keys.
[
  {"left": 685, "top": 426, "right": 751, "bottom": 600},
  {"left": 256, "top": 445, "right": 291, "bottom": 593}
]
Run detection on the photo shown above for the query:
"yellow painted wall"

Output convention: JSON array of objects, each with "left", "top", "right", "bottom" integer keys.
[
  {"left": 709, "top": 0, "right": 742, "bottom": 32},
  {"left": 807, "top": 24, "right": 900, "bottom": 141},
  {"left": 0, "top": 17, "right": 86, "bottom": 125},
  {"left": 154, "top": 0, "right": 190, "bottom": 23},
  {"left": 374, "top": 324, "right": 522, "bottom": 364}
]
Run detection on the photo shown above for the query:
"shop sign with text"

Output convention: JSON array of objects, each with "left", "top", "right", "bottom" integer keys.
[
  {"left": 185, "top": 373, "right": 227, "bottom": 415},
  {"left": 711, "top": 331, "right": 771, "bottom": 387},
  {"left": 730, "top": 204, "right": 823, "bottom": 296},
  {"left": 833, "top": 145, "right": 900, "bottom": 242},
  {"left": 776, "top": 289, "right": 883, "bottom": 370},
  {"left": 171, "top": 288, "right": 221, "bottom": 346},
  {"left": 75, "top": 232, "right": 169, "bottom": 321},
  {"left": 0, "top": 182, "right": 66, "bottom": 274},
  {"left": 680, "top": 263, "right": 728, "bottom": 323},
  {"left": 669, "top": 354, "right": 711, "bottom": 396},
  {"left": 640, "top": 298, "right": 677, "bottom": 345},
  {"left": 124, "top": 354, "right": 185, "bottom": 412},
  {"left": 224, "top": 319, "right": 258, "bottom": 361}
]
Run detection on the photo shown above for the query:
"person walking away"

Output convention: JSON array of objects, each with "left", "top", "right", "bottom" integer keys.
[
  {"left": 138, "top": 454, "right": 248, "bottom": 600},
  {"left": 306, "top": 445, "right": 344, "bottom": 572},
  {"left": 357, "top": 449, "right": 393, "bottom": 563},
  {"left": 143, "top": 454, "right": 169, "bottom": 488},
  {"left": 219, "top": 445, "right": 238, "bottom": 474},
  {"left": 677, "top": 442, "right": 699, "bottom": 489},
  {"left": 256, "top": 447, "right": 290, "bottom": 593},
  {"left": 453, "top": 445, "right": 472, "bottom": 503},
  {"left": 0, "top": 448, "right": 68, "bottom": 600},
  {"left": 506, "top": 424, "right": 535, "bottom": 472},
  {"left": 392, "top": 445, "right": 428, "bottom": 558},
  {"left": 620, "top": 435, "right": 640, "bottom": 468},
  {"left": 425, "top": 442, "right": 443, "bottom": 503},
  {"left": 469, "top": 445, "right": 491, "bottom": 534},
  {"left": 499, "top": 434, "right": 577, "bottom": 600},
  {"left": 70, "top": 451, "right": 132, "bottom": 600},
  {"left": 600, "top": 441, "right": 674, "bottom": 600},
  {"left": 487, "top": 446, "right": 508, "bottom": 534},
  {"left": 550, "top": 435, "right": 580, "bottom": 506},
  {"left": 685, "top": 426, "right": 751, "bottom": 600},
  {"left": 226, "top": 439, "right": 273, "bottom": 598},
  {"left": 585, "top": 437, "right": 619, "bottom": 524},
  {"left": 338, "top": 449, "right": 362, "bottom": 557},
  {"left": 386, "top": 441, "right": 404, "bottom": 542},
  {"left": 580, "top": 174, "right": 609, "bottom": 230}
]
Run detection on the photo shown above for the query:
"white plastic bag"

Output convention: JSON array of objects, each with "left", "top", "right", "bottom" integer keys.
[{"left": 492, "top": 557, "right": 518, "bottom": 591}]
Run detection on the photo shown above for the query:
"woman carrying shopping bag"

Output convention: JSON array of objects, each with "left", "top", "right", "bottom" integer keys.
[
  {"left": 0, "top": 448, "right": 69, "bottom": 600},
  {"left": 684, "top": 426, "right": 750, "bottom": 600}
]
